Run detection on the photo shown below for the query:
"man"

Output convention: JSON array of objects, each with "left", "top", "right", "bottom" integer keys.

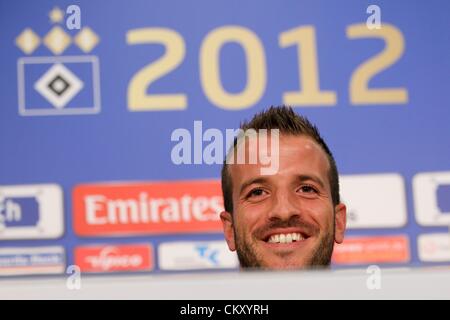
[{"left": 220, "top": 106, "right": 346, "bottom": 269}]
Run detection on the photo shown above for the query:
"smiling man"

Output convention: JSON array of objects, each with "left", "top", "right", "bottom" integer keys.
[{"left": 220, "top": 106, "right": 346, "bottom": 269}]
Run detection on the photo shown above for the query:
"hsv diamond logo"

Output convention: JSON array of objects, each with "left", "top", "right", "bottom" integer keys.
[
  {"left": 34, "top": 63, "right": 83, "bottom": 109},
  {"left": 0, "top": 184, "right": 64, "bottom": 240},
  {"left": 15, "top": 7, "right": 101, "bottom": 116},
  {"left": 74, "top": 244, "right": 153, "bottom": 273},
  {"left": 73, "top": 180, "right": 224, "bottom": 236}
]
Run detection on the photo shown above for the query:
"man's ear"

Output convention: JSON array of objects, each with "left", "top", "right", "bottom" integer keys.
[
  {"left": 334, "top": 203, "right": 347, "bottom": 244},
  {"left": 220, "top": 211, "right": 236, "bottom": 251}
]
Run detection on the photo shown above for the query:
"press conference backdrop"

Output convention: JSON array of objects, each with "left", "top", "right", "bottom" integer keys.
[{"left": 0, "top": 0, "right": 449, "bottom": 278}]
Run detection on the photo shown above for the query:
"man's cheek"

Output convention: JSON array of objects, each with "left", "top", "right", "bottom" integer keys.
[{"left": 308, "top": 207, "right": 333, "bottom": 230}]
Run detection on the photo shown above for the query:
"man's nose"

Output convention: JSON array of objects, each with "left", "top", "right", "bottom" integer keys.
[{"left": 268, "top": 189, "right": 301, "bottom": 221}]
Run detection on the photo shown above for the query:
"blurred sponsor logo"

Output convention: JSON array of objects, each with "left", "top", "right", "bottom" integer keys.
[
  {"left": 0, "top": 184, "right": 64, "bottom": 239},
  {"left": 413, "top": 171, "right": 450, "bottom": 226},
  {"left": 340, "top": 173, "right": 407, "bottom": 228},
  {"left": 73, "top": 180, "right": 223, "bottom": 236},
  {"left": 0, "top": 246, "right": 65, "bottom": 276},
  {"left": 158, "top": 241, "right": 238, "bottom": 270},
  {"left": 418, "top": 233, "right": 450, "bottom": 262},
  {"left": 332, "top": 235, "right": 410, "bottom": 265},
  {"left": 74, "top": 244, "right": 153, "bottom": 273}
]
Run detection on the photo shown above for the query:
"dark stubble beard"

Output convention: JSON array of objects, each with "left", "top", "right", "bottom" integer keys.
[{"left": 234, "top": 216, "right": 336, "bottom": 270}]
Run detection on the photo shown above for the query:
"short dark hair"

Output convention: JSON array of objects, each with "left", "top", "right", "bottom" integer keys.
[{"left": 221, "top": 105, "right": 340, "bottom": 213}]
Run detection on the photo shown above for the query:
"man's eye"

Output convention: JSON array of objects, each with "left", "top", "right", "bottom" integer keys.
[
  {"left": 298, "top": 185, "right": 318, "bottom": 193},
  {"left": 247, "top": 188, "right": 266, "bottom": 198}
]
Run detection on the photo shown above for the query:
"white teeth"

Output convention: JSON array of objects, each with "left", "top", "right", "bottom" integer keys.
[
  {"left": 267, "top": 233, "right": 305, "bottom": 244},
  {"left": 286, "top": 234, "right": 292, "bottom": 243}
]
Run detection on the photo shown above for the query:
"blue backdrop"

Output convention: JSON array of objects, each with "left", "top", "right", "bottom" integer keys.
[{"left": 1, "top": 0, "right": 449, "bottom": 276}]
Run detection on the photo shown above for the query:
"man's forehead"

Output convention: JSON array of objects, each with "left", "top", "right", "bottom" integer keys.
[{"left": 229, "top": 134, "right": 331, "bottom": 184}]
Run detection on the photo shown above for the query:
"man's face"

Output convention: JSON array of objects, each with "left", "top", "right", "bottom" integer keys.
[{"left": 220, "top": 134, "right": 346, "bottom": 269}]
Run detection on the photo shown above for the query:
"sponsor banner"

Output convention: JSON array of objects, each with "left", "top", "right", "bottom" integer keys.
[
  {"left": 74, "top": 244, "right": 153, "bottom": 273},
  {"left": 0, "top": 246, "right": 65, "bottom": 276},
  {"left": 0, "top": 184, "right": 64, "bottom": 239},
  {"left": 158, "top": 240, "right": 238, "bottom": 270},
  {"left": 73, "top": 180, "right": 223, "bottom": 237},
  {"left": 332, "top": 235, "right": 410, "bottom": 265},
  {"left": 340, "top": 174, "right": 407, "bottom": 229},
  {"left": 413, "top": 171, "right": 450, "bottom": 226},
  {"left": 418, "top": 233, "right": 450, "bottom": 262}
]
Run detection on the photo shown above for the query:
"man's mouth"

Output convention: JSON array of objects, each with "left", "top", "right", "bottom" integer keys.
[
  {"left": 267, "top": 232, "right": 305, "bottom": 244},
  {"left": 262, "top": 229, "right": 311, "bottom": 245}
]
